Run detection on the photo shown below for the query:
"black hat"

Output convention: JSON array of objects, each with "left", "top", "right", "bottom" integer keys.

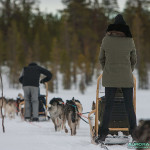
[
  {"left": 28, "top": 62, "right": 37, "bottom": 66},
  {"left": 114, "top": 14, "right": 126, "bottom": 25}
]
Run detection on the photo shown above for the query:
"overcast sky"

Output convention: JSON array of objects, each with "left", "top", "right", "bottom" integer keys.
[{"left": 38, "top": 0, "right": 127, "bottom": 14}]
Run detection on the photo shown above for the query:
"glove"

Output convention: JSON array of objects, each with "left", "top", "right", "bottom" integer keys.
[{"left": 40, "top": 79, "right": 44, "bottom": 84}]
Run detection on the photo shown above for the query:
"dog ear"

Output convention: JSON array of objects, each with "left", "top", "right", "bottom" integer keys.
[
  {"left": 139, "top": 119, "right": 144, "bottom": 126},
  {"left": 92, "top": 101, "right": 96, "bottom": 110},
  {"left": 47, "top": 104, "right": 51, "bottom": 108}
]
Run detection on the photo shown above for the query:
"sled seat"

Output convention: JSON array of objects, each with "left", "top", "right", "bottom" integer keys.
[{"left": 98, "top": 91, "right": 129, "bottom": 135}]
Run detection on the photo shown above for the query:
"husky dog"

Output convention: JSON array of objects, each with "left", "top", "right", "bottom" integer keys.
[
  {"left": 72, "top": 98, "right": 83, "bottom": 129},
  {"left": 48, "top": 98, "right": 67, "bottom": 132},
  {"left": 65, "top": 98, "right": 83, "bottom": 136},
  {"left": 134, "top": 120, "right": 150, "bottom": 149},
  {"left": 5, "top": 99, "right": 16, "bottom": 119},
  {"left": 16, "top": 93, "right": 24, "bottom": 118},
  {"left": 90, "top": 101, "right": 96, "bottom": 135},
  {"left": 0, "top": 97, "right": 7, "bottom": 117}
]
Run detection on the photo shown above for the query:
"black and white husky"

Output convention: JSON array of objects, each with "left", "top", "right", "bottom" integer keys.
[
  {"left": 0, "top": 97, "right": 16, "bottom": 118},
  {"left": 17, "top": 93, "right": 24, "bottom": 119},
  {"left": 5, "top": 99, "right": 16, "bottom": 118},
  {"left": 48, "top": 98, "right": 67, "bottom": 132},
  {"left": 64, "top": 98, "right": 83, "bottom": 136}
]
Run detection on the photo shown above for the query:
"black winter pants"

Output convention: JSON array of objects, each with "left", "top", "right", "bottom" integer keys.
[{"left": 98, "top": 87, "right": 137, "bottom": 136}]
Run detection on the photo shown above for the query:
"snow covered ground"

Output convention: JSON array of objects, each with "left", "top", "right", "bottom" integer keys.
[{"left": 0, "top": 71, "right": 150, "bottom": 150}]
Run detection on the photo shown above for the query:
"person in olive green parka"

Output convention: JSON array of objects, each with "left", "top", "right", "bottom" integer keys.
[
  {"left": 100, "top": 28, "right": 136, "bottom": 87},
  {"left": 95, "top": 14, "right": 137, "bottom": 144}
]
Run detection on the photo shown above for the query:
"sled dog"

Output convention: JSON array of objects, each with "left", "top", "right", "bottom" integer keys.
[
  {"left": 134, "top": 120, "right": 150, "bottom": 148},
  {"left": 48, "top": 98, "right": 67, "bottom": 132},
  {"left": 89, "top": 101, "right": 96, "bottom": 130},
  {"left": 17, "top": 93, "right": 25, "bottom": 119},
  {"left": 65, "top": 98, "right": 83, "bottom": 136},
  {"left": 73, "top": 98, "right": 83, "bottom": 129},
  {"left": 5, "top": 99, "right": 16, "bottom": 118}
]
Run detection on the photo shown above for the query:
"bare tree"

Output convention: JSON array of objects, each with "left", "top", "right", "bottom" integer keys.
[{"left": 0, "top": 71, "right": 5, "bottom": 133}]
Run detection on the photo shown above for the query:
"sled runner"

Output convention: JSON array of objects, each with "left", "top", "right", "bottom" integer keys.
[{"left": 88, "top": 74, "right": 136, "bottom": 145}]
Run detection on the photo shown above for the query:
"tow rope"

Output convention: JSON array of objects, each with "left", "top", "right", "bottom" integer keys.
[
  {"left": 81, "top": 112, "right": 90, "bottom": 114},
  {"left": 25, "top": 120, "right": 42, "bottom": 128},
  {"left": 78, "top": 114, "right": 89, "bottom": 124}
]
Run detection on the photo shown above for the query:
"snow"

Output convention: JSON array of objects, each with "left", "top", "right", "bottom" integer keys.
[{"left": 0, "top": 71, "right": 150, "bottom": 150}]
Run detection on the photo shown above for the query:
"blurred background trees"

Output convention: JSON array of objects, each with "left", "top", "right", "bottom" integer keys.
[{"left": 0, "top": 0, "right": 150, "bottom": 92}]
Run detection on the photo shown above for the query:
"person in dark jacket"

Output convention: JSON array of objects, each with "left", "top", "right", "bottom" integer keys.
[
  {"left": 95, "top": 14, "right": 137, "bottom": 144},
  {"left": 19, "top": 62, "right": 52, "bottom": 121}
]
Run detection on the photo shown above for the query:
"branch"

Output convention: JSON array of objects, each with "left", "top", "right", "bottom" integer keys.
[{"left": 0, "top": 71, "right": 5, "bottom": 133}]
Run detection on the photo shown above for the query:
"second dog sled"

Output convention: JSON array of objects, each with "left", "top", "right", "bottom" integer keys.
[
  {"left": 88, "top": 74, "right": 136, "bottom": 145},
  {"left": 18, "top": 82, "right": 49, "bottom": 121},
  {"left": 38, "top": 82, "right": 49, "bottom": 120}
]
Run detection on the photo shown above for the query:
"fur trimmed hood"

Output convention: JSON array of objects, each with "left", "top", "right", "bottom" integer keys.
[{"left": 106, "top": 24, "right": 132, "bottom": 38}]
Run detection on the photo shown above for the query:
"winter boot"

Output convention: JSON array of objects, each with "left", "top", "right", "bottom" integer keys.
[
  {"left": 32, "top": 118, "right": 39, "bottom": 122},
  {"left": 24, "top": 117, "right": 31, "bottom": 122},
  {"left": 95, "top": 134, "right": 107, "bottom": 144}
]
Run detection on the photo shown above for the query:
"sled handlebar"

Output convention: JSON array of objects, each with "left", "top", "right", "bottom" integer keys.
[{"left": 45, "top": 82, "right": 48, "bottom": 110}]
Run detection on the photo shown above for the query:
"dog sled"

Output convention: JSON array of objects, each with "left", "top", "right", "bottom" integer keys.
[
  {"left": 18, "top": 82, "right": 49, "bottom": 121},
  {"left": 88, "top": 74, "right": 136, "bottom": 145},
  {"left": 38, "top": 82, "right": 49, "bottom": 120}
]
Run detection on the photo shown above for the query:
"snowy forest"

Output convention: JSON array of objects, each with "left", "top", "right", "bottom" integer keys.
[{"left": 0, "top": 0, "right": 150, "bottom": 92}]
